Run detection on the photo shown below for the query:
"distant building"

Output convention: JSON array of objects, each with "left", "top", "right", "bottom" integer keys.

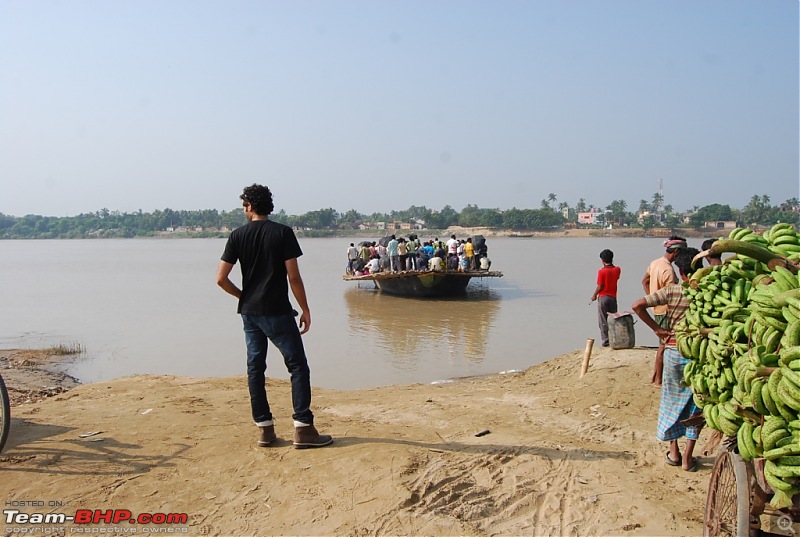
[
  {"left": 637, "top": 210, "right": 664, "bottom": 224},
  {"left": 704, "top": 220, "right": 737, "bottom": 230},
  {"left": 358, "top": 220, "right": 424, "bottom": 231},
  {"left": 359, "top": 221, "right": 387, "bottom": 231},
  {"left": 577, "top": 208, "right": 603, "bottom": 225}
]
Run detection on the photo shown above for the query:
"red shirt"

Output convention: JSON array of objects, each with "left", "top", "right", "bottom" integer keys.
[{"left": 596, "top": 265, "right": 621, "bottom": 298}]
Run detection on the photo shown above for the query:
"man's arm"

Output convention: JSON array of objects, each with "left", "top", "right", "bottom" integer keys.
[
  {"left": 216, "top": 260, "right": 241, "bottom": 299},
  {"left": 591, "top": 283, "right": 603, "bottom": 302},
  {"left": 286, "top": 257, "right": 311, "bottom": 334},
  {"left": 592, "top": 268, "right": 605, "bottom": 301},
  {"left": 632, "top": 296, "right": 671, "bottom": 340},
  {"left": 641, "top": 271, "right": 650, "bottom": 294}
]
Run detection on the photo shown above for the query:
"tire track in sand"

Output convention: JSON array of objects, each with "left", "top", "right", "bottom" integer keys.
[{"left": 368, "top": 446, "right": 604, "bottom": 536}]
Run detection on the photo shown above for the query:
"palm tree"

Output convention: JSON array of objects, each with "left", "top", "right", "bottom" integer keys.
[
  {"left": 651, "top": 192, "right": 664, "bottom": 213},
  {"left": 607, "top": 199, "right": 628, "bottom": 226},
  {"left": 547, "top": 193, "right": 557, "bottom": 209}
]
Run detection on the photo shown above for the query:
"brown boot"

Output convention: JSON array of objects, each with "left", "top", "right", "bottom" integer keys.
[
  {"left": 293, "top": 424, "right": 333, "bottom": 449},
  {"left": 257, "top": 425, "right": 277, "bottom": 447}
]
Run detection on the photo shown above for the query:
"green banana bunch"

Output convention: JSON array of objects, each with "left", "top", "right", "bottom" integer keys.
[
  {"left": 762, "top": 223, "right": 800, "bottom": 261},
  {"left": 679, "top": 224, "right": 800, "bottom": 508}
]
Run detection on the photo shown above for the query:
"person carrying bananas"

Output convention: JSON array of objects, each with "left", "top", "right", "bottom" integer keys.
[
  {"left": 642, "top": 237, "right": 685, "bottom": 386},
  {"left": 632, "top": 246, "right": 701, "bottom": 472}
]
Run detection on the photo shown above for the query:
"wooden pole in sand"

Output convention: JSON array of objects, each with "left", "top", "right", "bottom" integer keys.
[{"left": 580, "top": 338, "right": 594, "bottom": 378}]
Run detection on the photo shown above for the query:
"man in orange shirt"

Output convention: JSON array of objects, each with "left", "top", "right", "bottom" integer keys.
[{"left": 642, "top": 237, "right": 685, "bottom": 386}]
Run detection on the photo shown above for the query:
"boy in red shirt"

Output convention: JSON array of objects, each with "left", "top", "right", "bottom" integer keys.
[{"left": 591, "top": 249, "right": 621, "bottom": 347}]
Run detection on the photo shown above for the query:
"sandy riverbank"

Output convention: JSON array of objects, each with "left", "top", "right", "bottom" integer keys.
[{"left": 0, "top": 346, "right": 714, "bottom": 536}]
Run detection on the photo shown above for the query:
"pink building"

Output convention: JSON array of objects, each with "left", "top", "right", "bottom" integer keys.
[{"left": 577, "top": 208, "right": 603, "bottom": 225}]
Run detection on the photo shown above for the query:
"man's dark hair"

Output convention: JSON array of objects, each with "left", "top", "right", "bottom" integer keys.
[
  {"left": 599, "top": 249, "right": 614, "bottom": 264},
  {"left": 701, "top": 239, "right": 722, "bottom": 260},
  {"left": 674, "top": 247, "right": 700, "bottom": 277},
  {"left": 240, "top": 184, "right": 274, "bottom": 216}
]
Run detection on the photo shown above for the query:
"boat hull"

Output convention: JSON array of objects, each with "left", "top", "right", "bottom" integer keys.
[
  {"left": 376, "top": 272, "right": 471, "bottom": 297},
  {"left": 344, "top": 271, "right": 502, "bottom": 298}
]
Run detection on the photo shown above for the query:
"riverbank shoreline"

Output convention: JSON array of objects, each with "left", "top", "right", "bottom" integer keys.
[
  {"left": 443, "top": 226, "right": 715, "bottom": 239},
  {"left": 2, "top": 345, "right": 711, "bottom": 536},
  {"left": 145, "top": 226, "right": 719, "bottom": 240},
  {"left": 0, "top": 348, "right": 80, "bottom": 405}
]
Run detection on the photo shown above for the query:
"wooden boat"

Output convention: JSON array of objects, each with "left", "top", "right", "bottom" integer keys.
[{"left": 342, "top": 269, "right": 503, "bottom": 297}]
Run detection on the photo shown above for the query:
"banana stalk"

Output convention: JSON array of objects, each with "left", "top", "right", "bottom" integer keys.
[{"left": 694, "top": 239, "right": 799, "bottom": 274}]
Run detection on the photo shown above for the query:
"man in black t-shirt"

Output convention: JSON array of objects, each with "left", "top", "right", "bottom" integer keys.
[{"left": 216, "top": 184, "right": 332, "bottom": 449}]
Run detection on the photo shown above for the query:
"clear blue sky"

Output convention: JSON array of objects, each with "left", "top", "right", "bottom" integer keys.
[{"left": 1, "top": 1, "right": 797, "bottom": 217}]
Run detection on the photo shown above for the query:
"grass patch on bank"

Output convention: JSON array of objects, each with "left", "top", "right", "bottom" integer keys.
[{"left": 45, "top": 342, "right": 85, "bottom": 356}]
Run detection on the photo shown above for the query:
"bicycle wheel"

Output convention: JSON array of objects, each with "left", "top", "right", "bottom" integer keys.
[
  {"left": 0, "top": 373, "right": 9, "bottom": 454},
  {"left": 704, "top": 450, "right": 751, "bottom": 537}
]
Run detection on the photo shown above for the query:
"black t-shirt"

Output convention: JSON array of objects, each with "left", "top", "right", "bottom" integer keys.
[{"left": 221, "top": 219, "right": 303, "bottom": 316}]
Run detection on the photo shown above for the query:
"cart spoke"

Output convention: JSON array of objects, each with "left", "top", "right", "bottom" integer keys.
[{"left": 705, "top": 451, "right": 748, "bottom": 537}]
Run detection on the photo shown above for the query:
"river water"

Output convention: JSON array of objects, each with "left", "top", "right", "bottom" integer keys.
[{"left": 0, "top": 236, "right": 686, "bottom": 390}]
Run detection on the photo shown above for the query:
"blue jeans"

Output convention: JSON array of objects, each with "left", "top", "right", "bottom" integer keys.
[{"left": 242, "top": 314, "right": 314, "bottom": 425}]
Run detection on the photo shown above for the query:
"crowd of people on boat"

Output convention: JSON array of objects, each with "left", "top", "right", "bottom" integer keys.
[{"left": 345, "top": 234, "right": 491, "bottom": 276}]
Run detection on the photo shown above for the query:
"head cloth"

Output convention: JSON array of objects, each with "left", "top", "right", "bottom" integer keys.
[{"left": 664, "top": 239, "right": 687, "bottom": 251}]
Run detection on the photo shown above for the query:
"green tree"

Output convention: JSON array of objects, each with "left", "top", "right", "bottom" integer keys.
[
  {"left": 779, "top": 198, "right": 800, "bottom": 225},
  {"left": 689, "top": 204, "right": 734, "bottom": 228},
  {"left": 607, "top": 199, "right": 628, "bottom": 226},
  {"left": 426, "top": 205, "right": 458, "bottom": 229},
  {"left": 641, "top": 214, "right": 657, "bottom": 232},
  {"left": 340, "top": 209, "right": 363, "bottom": 229},
  {"left": 502, "top": 208, "right": 526, "bottom": 229},
  {"left": 480, "top": 210, "right": 504, "bottom": 227},
  {"left": 458, "top": 204, "right": 482, "bottom": 227},
  {"left": 651, "top": 192, "right": 663, "bottom": 213},
  {"left": 740, "top": 195, "right": 770, "bottom": 225},
  {"left": 664, "top": 213, "right": 682, "bottom": 231}
]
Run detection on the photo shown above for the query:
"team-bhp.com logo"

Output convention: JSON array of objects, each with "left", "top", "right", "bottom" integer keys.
[{"left": 4, "top": 508, "right": 188, "bottom": 528}]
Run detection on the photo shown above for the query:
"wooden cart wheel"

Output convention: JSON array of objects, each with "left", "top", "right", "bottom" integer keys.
[{"left": 704, "top": 450, "right": 751, "bottom": 537}]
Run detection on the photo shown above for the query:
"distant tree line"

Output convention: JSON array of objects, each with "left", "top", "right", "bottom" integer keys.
[
  {"left": 0, "top": 208, "right": 248, "bottom": 239},
  {"left": 0, "top": 193, "right": 796, "bottom": 239}
]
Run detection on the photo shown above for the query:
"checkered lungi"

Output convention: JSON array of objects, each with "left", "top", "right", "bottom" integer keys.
[{"left": 657, "top": 347, "right": 701, "bottom": 441}]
